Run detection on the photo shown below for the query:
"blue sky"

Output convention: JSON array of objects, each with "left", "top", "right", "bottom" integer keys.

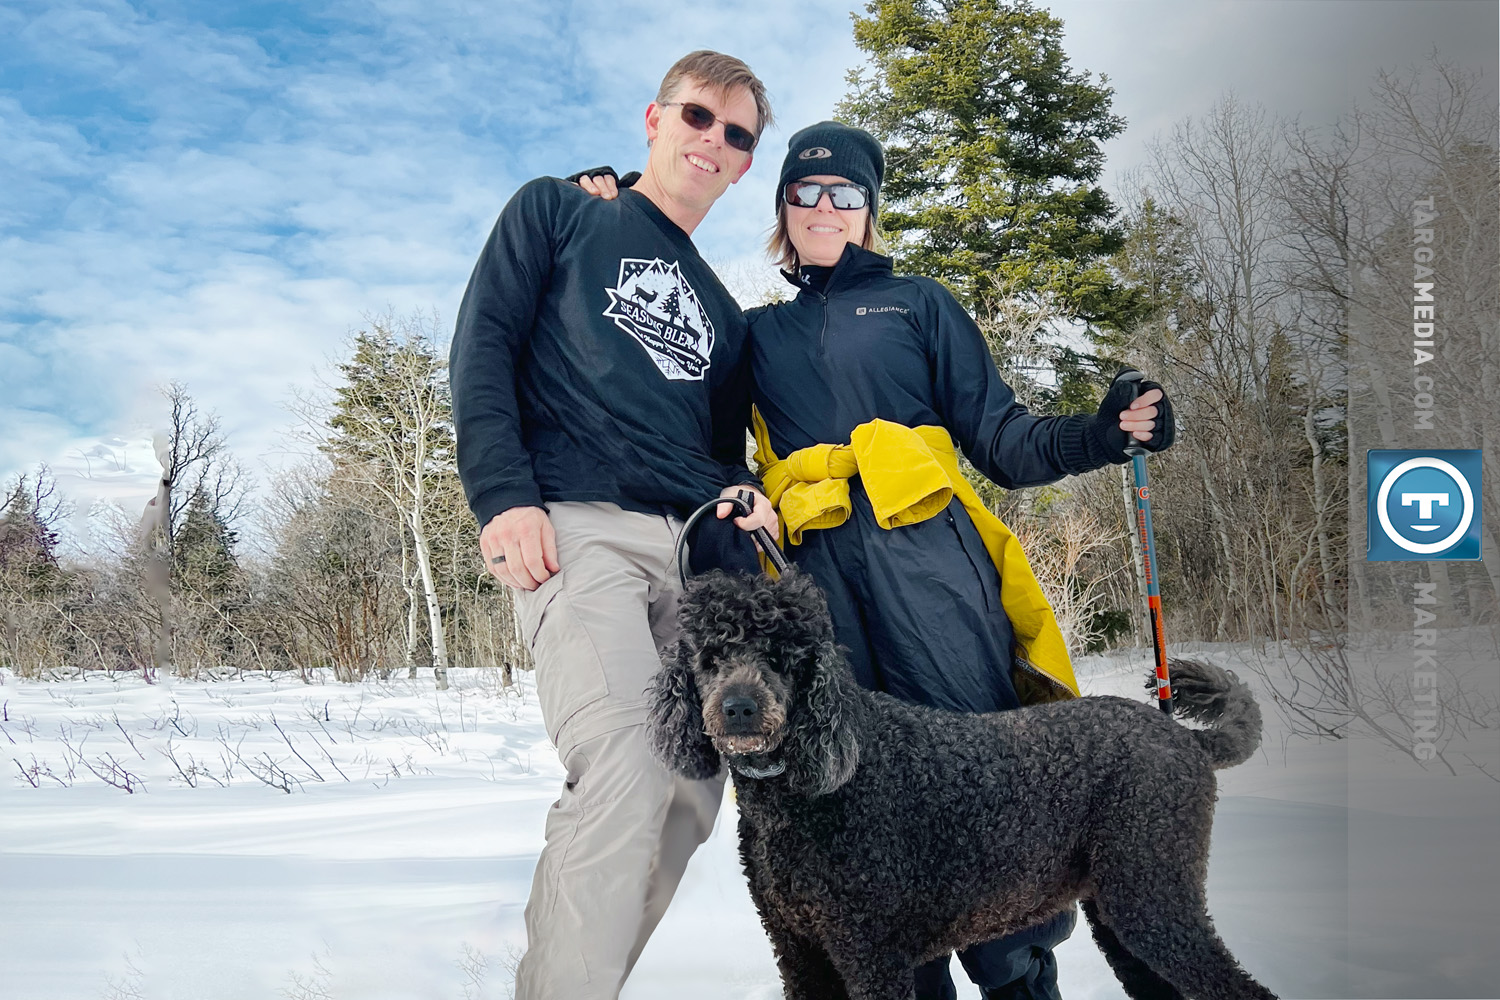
[{"left": 2, "top": 0, "right": 1494, "bottom": 542}]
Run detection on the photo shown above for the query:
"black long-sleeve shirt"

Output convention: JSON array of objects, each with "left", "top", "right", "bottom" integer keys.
[{"left": 451, "top": 178, "right": 756, "bottom": 528}]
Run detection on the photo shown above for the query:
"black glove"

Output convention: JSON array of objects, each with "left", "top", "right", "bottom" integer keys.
[
  {"left": 1089, "top": 369, "right": 1176, "bottom": 462},
  {"left": 563, "top": 166, "right": 641, "bottom": 187}
]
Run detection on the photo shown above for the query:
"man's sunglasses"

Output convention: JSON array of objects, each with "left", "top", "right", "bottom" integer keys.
[
  {"left": 660, "top": 101, "right": 757, "bottom": 153},
  {"left": 783, "top": 181, "right": 872, "bottom": 211}
]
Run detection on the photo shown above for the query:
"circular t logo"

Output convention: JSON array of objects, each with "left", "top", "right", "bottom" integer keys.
[{"left": 1375, "top": 457, "right": 1473, "bottom": 554}]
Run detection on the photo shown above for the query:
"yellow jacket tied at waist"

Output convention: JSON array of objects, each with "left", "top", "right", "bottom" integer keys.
[{"left": 752, "top": 413, "right": 1079, "bottom": 702}]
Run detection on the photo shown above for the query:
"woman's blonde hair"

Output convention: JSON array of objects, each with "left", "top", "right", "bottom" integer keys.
[{"left": 765, "top": 202, "right": 890, "bottom": 272}]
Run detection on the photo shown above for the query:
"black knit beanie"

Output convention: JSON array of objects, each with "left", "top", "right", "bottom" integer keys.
[{"left": 776, "top": 121, "right": 885, "bottom": 218}]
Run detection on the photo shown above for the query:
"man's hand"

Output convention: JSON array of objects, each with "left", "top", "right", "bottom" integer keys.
[
  {"left": 480, "top": 506, "right": 561, "bottom": 591},
  {"left": 717, "top": 485, "right": 778, "bottom": 538}
]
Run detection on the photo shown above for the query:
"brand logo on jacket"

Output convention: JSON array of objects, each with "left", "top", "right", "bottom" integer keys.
[
  {"left": 603, "top": 258, "right": 716, "bottom": 381},
  {"left": 854, "top": 305, "right": 910, "bottom": 316},
  {"left": 798, "top": 147, "right": 833, "bottom": 160}
]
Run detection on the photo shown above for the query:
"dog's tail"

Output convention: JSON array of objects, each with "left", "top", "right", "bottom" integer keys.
[{"left": 1164, "top": 659, "right": 1262, "bottom": 769}]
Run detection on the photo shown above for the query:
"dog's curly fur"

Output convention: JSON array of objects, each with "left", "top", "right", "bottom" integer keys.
[{"left": 647, "top": 571, "right": 1277, "bottom": 1000}]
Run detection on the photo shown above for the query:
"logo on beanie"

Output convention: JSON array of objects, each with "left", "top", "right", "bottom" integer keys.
[{"left": 798, "top": 147, "right": 833, "bottom": 160}]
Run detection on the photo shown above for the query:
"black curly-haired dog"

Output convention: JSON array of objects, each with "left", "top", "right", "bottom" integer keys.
[{"left": 647, "top": 570, "right": 1276, "bottom": 1000}]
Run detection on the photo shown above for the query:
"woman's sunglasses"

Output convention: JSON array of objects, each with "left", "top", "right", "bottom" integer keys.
[
  {"left": 783, "top": 181, "right": 871, "bottom": 210},
  {"left": 660, "top": 101, "right": 757, "bottom": 153}
]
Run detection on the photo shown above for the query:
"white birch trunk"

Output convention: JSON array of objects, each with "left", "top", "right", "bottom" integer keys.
[
  {"left": 408, "top": 497, "right": 449, "bottom": 690},
  {"left": 400, "top": 535, "right": 419, "bottom": 675}
]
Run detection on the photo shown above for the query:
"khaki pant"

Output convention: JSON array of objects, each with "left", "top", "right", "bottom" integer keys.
[{"left": 512, "top": 502, "right": 726, "bottom": 1000}]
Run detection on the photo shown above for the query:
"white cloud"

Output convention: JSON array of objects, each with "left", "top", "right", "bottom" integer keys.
[{"left": 1, "top": 1, "right": 868, "bottom": 508}]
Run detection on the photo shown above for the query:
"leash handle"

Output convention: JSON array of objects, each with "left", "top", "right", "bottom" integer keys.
[
  {"left": 673, "top": 490, "right": 789, "bottom": 590},
  {"left": 1119, "top": 371, "right": 1173, "bottom": 714},
  {"left": 735, "top": 489, "right": 792, "bottom": 577}
]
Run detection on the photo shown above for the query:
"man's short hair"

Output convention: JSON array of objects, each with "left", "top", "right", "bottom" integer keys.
[{"left": 656, "top": 50, "right": 774, "bottom": 143}]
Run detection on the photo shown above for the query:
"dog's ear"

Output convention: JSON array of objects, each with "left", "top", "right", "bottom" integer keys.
[
  {"left": 646, "top": 639, "right": 722, "bottom": 780},
  {"left": 785, "top": 638, "right": 861, "bottom": 795},
  {"left": 767, "top": 573, "right": 860, "bottom": 795},
  {"left": 771, "top": 571, "right": 836, "bottom": 647}
]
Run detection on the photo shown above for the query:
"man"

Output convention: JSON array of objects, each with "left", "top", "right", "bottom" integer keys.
[{"left": 449, "top": 51, "right": 777, "bottom": 1000}]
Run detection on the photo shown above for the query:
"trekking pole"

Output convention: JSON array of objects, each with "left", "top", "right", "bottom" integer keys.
[{"left": 1120, "top": 371, "right": 1173, "bottom": 715}]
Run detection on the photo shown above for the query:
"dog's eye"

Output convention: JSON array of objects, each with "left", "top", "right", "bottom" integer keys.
[
  {"left": 787, "top": 652, "right": 817, "bottom": 675},
  {"left": 701, "top": 653, "right": 733, "bottom": 675}
]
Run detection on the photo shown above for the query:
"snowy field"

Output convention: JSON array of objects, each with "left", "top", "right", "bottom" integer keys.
[{"left": 2, "top": 644, "right": 1496, "bottom": 999}]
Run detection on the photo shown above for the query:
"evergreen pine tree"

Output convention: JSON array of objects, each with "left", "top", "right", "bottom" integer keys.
[
  {"left": 173, "top": 485, "right": 238, "bottom": 598},
  {"left": 0, "top": 471, "right": 63, "bottom": 595},
  {"left": 839, "top": 0, "right": 1128, "bottom": 323}
]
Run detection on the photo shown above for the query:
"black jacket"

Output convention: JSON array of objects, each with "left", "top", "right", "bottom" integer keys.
[
  {"left": 451, "top": 179, "right": 756, "bottom": 528},
  {"left": 747, "top": 244, "right": 1113, "bottom": 484}
]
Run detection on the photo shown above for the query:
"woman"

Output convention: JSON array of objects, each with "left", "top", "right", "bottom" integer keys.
[{"left": 578, "top": 122, "right": 1173, "bottom": 1000}]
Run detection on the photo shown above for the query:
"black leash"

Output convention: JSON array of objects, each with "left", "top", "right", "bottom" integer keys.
[{"left": 673, "top": 488, "right": 789, "bottom": 590}]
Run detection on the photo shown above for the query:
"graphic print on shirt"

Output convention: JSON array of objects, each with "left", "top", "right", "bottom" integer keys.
[{"left": 602, "top": 258, "right": 716, "bottom": 381}]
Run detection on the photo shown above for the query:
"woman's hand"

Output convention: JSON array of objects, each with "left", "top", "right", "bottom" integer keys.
[
  {"left": 717, "top": 484, "right": 779, "bottom": 538},
  {"left": 1120, "top": 387, "right": 1163, "bottom": 442},
  {"left": 578, "top": 172, "right": 619, "bottom": 200},
  {"left": 564, "top": 166, "right": 637, "bottom": 200},
  {"left": 1090, "top": 369, "right": 1176, "bottom": 459}
]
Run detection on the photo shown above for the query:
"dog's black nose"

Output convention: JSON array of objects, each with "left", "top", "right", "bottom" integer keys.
[{"left": 721, "top": 695, "right": 759, "bottom": 733}]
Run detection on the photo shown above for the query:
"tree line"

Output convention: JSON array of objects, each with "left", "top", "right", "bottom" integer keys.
[
  {"left": 1, "top": 317, "right": 526, "bottom": 687},
  {"left": 4, "top": 2, "right": 1494, "bottom": 756}
]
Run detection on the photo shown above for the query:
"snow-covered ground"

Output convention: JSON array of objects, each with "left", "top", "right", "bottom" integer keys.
[{"left": 2, "top": 644, "right": 1495, "bottom": 999}]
